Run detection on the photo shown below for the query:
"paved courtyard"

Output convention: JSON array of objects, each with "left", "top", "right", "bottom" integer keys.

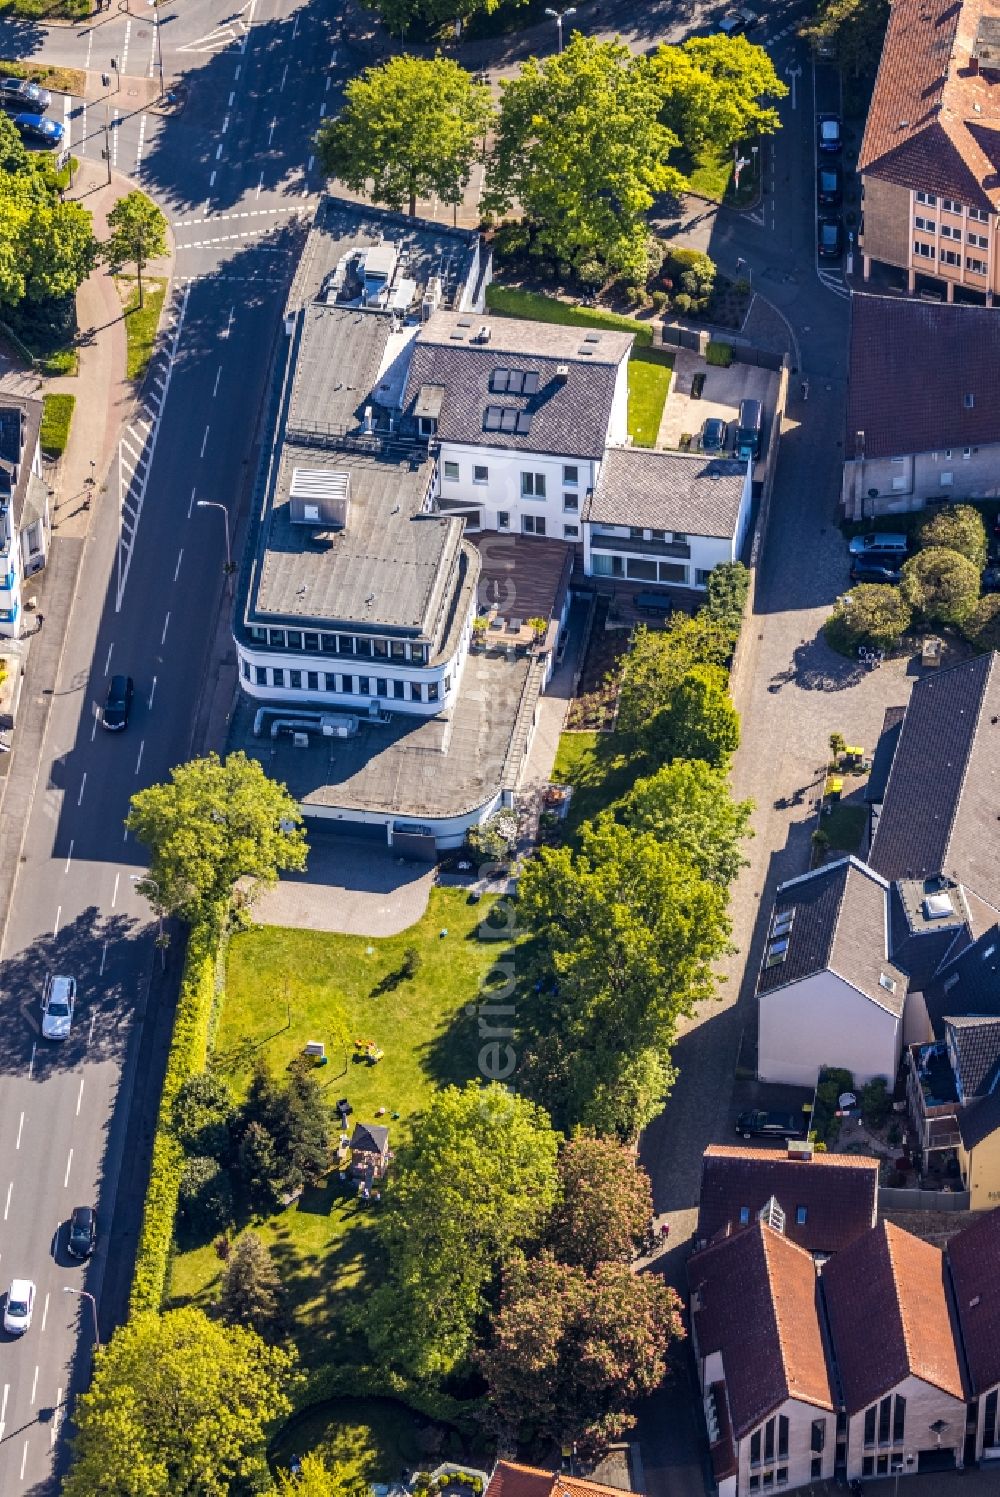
[{"left": 251, "top": 831, "right": 436, "bottom": 936}]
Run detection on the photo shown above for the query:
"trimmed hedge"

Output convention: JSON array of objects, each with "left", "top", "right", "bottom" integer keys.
[{"left": 129, "top": 905, "right": 227, "bottom": 1315}]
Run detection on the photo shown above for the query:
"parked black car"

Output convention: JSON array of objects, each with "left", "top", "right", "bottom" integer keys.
[
  {"left": 817, "top": 163, "right": 842, "bottom": 207},
  {"left": 736, "top": 1109, "right": 805, "bottom": 1140},
  {"left": 0, "top": 77, "right": 51, "bottom": 112},
  {"left": 850, "top": 562, "right": 902, "bottom": 584},
  {"left": 102, "top": 674, "right": 134, "bottom": 731},
  {"left": 818, "top": 216, "right": 843, "bottom": 260},
  {"left": 817, "top": 112, "right": 843, "bottom": 153}
]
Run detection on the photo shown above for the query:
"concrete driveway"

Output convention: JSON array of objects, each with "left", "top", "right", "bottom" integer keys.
[{"left": 251, "top": 830, "right": 436, "bottom": 936}]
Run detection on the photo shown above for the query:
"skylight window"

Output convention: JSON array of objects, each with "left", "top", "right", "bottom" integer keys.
[
  {"left": 879, "top": 973, "right": 897, "bottom": 994},
  {"left": 772, "top": 908, "right": 795, "bottom": 937},
  {"left": 484, "top": 406, "right": 532, "bottom": 435},
  {"left": 766, "top": 938, "right": 789, "bottom": 967},
  {"left": 490, "top": 369, "right": 540, "bottom": 395}
]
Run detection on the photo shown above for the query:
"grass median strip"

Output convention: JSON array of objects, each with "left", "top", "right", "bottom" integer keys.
[
  {"left": 0, "top": 60, "right": 86, "bottom": 94},
  {"left": 118, "top": 275, "right": 167, "bottom": 382},
  {"left": 40, "top": 393, "right": 75, "bottom": 458}
]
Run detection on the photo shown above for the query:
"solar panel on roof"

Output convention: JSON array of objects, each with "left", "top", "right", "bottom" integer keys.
[
  {"left": 491, "top": 369, "right": 510, "bottom": 392},
  {"left": 483, "top": 406, "right": 502, "bottom": 431},
  {"left": 500, "top": 409, "right": 519, "bottom": 433},
  {"left": 522, "top": 371, "right": 540, "bottom": 395},
  {"left": 515, "top": 412, "right": 532, "bottom": 435}
]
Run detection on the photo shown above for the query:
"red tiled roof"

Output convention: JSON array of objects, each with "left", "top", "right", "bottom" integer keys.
[
  {"left": 822, "top": 1221, "right": 966, "bottom": 1412},
  {"left": 948, "top": 1207, "right": 1000, "bottom": 1394},
  {"left": 485, "top": 1463, "right": 639, "bottom": 1497},
  {"left": 859, "top": 0, "right": 1000, "bottom": 212},
  {"left": 697, "top": 1146, "right": 879, "bottom": 1255},
  {"left": 689, "top": 1220, "right": 835, "bottom": 1439}
]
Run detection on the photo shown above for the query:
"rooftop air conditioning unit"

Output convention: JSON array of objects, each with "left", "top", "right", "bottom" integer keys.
[
  {"left": 476, "top": 324, "right": 491, "bottom": 343},
  {"left": 422, "top": 276, "right": 443, "bottom": 321}
]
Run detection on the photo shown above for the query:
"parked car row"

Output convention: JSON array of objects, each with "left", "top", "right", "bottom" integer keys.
[
  {"left": 698, "top": 401, "right": 764, "bottom": 461},
  {"left": 816, "top": 113, "right": 844, "bottom": 262},
  {"left": 848, "top": 527, "right": 1000, "bottom": 589}
]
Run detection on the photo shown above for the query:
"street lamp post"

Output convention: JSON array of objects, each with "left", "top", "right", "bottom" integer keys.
[
  {"left": 544, "top": 5, "right": 576, "bottom": 51},
  {"left": 63, "top": 1286, "right": 100, "bottom": 1350},
  {"left": 131, "top": 873, "right": 165, "bottom": 970},
  {"left": 196, "top": 499, "right": 233, "bottom": 577}
]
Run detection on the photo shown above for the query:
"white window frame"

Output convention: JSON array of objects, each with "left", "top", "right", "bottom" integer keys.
[{"left": 443, "top": 460, "right": 460, "bottom": 481}]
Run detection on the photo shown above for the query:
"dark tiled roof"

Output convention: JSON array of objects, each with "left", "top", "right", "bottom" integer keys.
[
  {"left": 948, "top": 1208, "right": 1000, "bottom": 1394},
  {"left": 689, "top": 1221, "right": 835, "bottom": 1438},
  {"left": 585, "top": 450, "right": 748, "bottom": 539},
  {"left": 958, "top": 1087, "right": 1000, "bottom": 1148},
  {"left": 757, "top": 858, "right": 904, "bottom": 1014},
  {"left": 402, "top": 312, "right": 631, "bottom": 460},
  {"left": 859, "top": 0, "right": 1000, "bottom": 212},
  {"left": 697, "top": 1146, "right": 879, "bottom": 1255},
  {"left": 888, "top": 884, "right": 969, "bottom": 988},
  {"left": 866, "top": 706, "right": 906, "bottom": 805},
  {"left": 846, "top": 297, "right": 1000, "bottom": 461},
  {"left": 945, "top": 1015, "right": 1000, "bottom": 1097},
  {"left": 351, "top": 1122, "right": 389, "bottom": 1155},
  {"left": 868, "top": 654, "right": 1000, "bottom": 901},
  {"left": 925, "top": 924, "right": 1000, "bottom": 1038},
  {"left": 821, "top": 1221, "right": 965, "bottom": 1412}
]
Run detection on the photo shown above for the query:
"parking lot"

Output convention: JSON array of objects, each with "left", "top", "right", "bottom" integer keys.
[{"left": 659, "top": 350, "right": 779, "bottom": 477}]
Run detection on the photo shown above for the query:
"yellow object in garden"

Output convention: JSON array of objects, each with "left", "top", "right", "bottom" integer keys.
[{"left": 825, "top": 776, "right": 844, "bottom": 801}]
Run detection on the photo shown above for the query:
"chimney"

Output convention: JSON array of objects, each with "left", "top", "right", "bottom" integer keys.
[
  {"left": 970, "top": 54, "right": 980, "bottom": 75},
  {"left": 787, "top": 1138, "right": 815, "bottom": 1161},
  {"left": 555, "top": 364, "right": 570, "bottom": 382}
]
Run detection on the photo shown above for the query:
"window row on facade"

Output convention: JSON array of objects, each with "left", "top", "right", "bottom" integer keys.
[
  {"left": 441, "top": 460, "right": 583, "bottom": 492},
  {"left": 241, "top": 660, "right": 448, "bottom": 702},
  {"left": 590, "top": 553, "right": 713, "bottom": 586},
  {"left": 246, "top": 626, "right": 432, "bottom": 663},
  {"left": 915, "top": 191, "right": 988, "bottom": 220},
  {"left": 912, "top": 241, "right": 988, "bottom": 274}
]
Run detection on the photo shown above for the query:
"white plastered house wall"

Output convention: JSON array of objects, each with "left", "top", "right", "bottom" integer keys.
[{"left": 758, "top": 970, "right": 902, "bottom": 1088}]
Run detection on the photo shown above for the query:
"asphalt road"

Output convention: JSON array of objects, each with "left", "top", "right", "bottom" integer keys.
[{"left": 0, "top": 0, "right": 342, "bottom": 1488}]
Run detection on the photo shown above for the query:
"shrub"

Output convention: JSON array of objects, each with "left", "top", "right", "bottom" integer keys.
[
  {"left": 673, "top": 292, "right": 693, "bottom": 314},
  {"left": 178, "top": 1155, "right": 234, "bottom": 1235},
  {"left": 704, "top": 561, "right": 750, "bottom": 632},
  {"left": 576, "top": 257, "right": 605, "bottom": 289},
  {"left": 860, "top": 1077, "right": 892, "bottom": 1130},
  {"left": 39, "top": 393, "right": 75, "bottom": 458},
  {"left": 706, "top": 340, "right": 733, "bottom": 368},
  {"left": 917, "top": 504, "right": 987, "bottom": 569},
  {"left": 963, "top": 593, "right": 1000, "bottom": 652},
  {"left": 900, "top": 546, "right": 980, "bottom": 627},
  {"left": 650, "top": 289, "right": 668, "bottom": 312},
  {"left": 129, "top": 906, "right": 227, "bottom": 1314},
  {"left": 666, "top": 246, "right": 717, "bottom": 304},
  {"left": 824, "top": 584, "right": 912, "bottom": 655}
]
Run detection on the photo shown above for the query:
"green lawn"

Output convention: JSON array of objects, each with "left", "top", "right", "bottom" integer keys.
[
  {"left": 0, "top": 59, "right": 86, "bottom": 94},
  {"left": 39, "top": 393, "right": 75, "bottom": 458},
  {"left": 627, "top": 347, "right": 673, "bottom": 448},
  {"left": 822, "top": 800, "right": 868, "bottom": 855},
  {"left": 167, "top": 888, "right": 503, "bottom": 1367},
  {"left": 485, "top": 284, "right": 654, "bottom": 346},
  {"left": 0, "top": 0, "right": 88, "bottom": 15},
  {"left": 685, "top": 143, "right": 760, "bottom": 209},
  {"left": 271, "top": 1396, "right": 464, "bottom": 1485},
  {"left": 120, "top": 276, "right": 167, "bottom": 382},
  {"left": 552, "top": 731, "right": 641, "bottom": 836}
]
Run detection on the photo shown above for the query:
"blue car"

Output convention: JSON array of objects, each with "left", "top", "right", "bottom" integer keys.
[{"left": 13, "top": 112, "right": 64, "bottom": 146}]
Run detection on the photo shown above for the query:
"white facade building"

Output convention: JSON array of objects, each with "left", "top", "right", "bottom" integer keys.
[{"left": 0, "top": 399, "right": 49, "bottom": 639}]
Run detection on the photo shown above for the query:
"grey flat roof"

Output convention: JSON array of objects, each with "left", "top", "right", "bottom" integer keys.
[
  {"left": 402, "top": 311, "right": 630, "bottom": 460},
  {"left": 0, "top": 397, "right": 42, "bottom": 531},
  {"left": 288, "top": 305, "right": 397, "bottom": 434},
  {"left": 587, "top": 449, "right": 747, "bottom": 538},
  {"left": 252, "top": 445, "right": 458, "bottom": 633},
  {"left": 229, "top": 647, "right": 535, "bottom": 821}
]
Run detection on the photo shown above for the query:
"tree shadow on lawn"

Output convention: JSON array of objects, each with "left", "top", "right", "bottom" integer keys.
[{"left": 267, "top": 1188, "right": 380, "bottom": 1365}]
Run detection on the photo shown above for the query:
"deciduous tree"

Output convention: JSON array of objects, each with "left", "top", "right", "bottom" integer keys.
[
  {"left": 824, "top": 583, "right": 912, "bottom": 655},
  {"left": 653, "top": 663, "right": 741, "bottom": 767},
  {"left": 800, "top": 0, "right": 890, "bottom": 77},
  {"left": 518, "top": 819, "right": 731, "bottom": 1138},
  {"left": 104, "top": 190, "right": 167, "bottom": 307},
  {"left": 64, "top": 1308, "right": 296, "bottom": 1497},
  {"left": 547, "top": 1135, "right": 653, "bottom": 1271},
  {"left": 219, "top": 1231, "right": 283, "bottom": 1335},
  {"left": 653, "top": 35, "right": 787, "bottom": 155},
  {"left": 616, "top": 616, "right": 736, "bottom": 743},
  {"left": 275, "top": 1454, "right": 372, "bottom": 1497},
  {"left": 482, "top": 1252, "right": 684, "bottom": 1453},
  {"left": 366, "top": 1082, "right": 560, "bottom": 1381},
  {"left": 901, "top": 546, "right": 980, "bottom": 627},
  {"left": 316, "top": 56, "right": 492, "bottom": 217},
  {"left": 917, "top": 504, "right": 988, "bottom": 569},
  {"left": 172, "top": 1070, "right": 236, "bottom": 1160},
  {"left": 616, "top": 758, "right": 754, "bottom": 885},
  {"left": 126, "top": 751, "right": 307, "bottom": 922},
  {"left": 0, "top": 114, "right": 96, "bottom": 310},
  {"left": 963, "top": 593, "right": 1000, "bottom": 653},
  {"left": 484, "top": 35, "right": 686, "bottom": 280}
]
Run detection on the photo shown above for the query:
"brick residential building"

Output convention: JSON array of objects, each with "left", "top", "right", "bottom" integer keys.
[
  {"left": 858, "top": 0, "right": 1000, "bottom": 303},
  {"left": 695, "top": 1144, "right": 879, "bottom": 1256}
]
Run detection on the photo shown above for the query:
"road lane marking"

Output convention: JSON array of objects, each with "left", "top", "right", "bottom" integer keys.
[
  {"left": 121, "top": 14, "right": 132, "bottom": 72},
  {"left": 307, "top": 153, "right": 315, "bottom": 173},
  {"left": 41, "top": 1295, "right": 49, "bottom": 1333},
  {"left": 112, "top": 871, "right": 120, "bottom": 907},
  {"left": 215, "top": 142, "right": 223, "bottom": 159},
  {"left": 76, "top": 1078, "right": 85, "bottom": 1117},
  {"left": 200, "top": 426, "right": 210, "bottom": 457},
  {"left": 256, "top": 170, "right": 264, "bottom": 198},
  {"left": 280, "top": 63, "right": 288, "bottom": 90},
  {"left": 325, "top": 74, "right": 332, "bottom": 91},
  {"left": 135, "top": 739, "right": 145, "bottom": 776},
  {"left": 213, "top": 365, "right": 222, "bottom": 397},
  {"left": 161, "top": 611, "right": 171, "bottom": 646},
  {"left": 228, "top": 90, "right": 235, "bottom": 107},
  {"left": 64, "top": 840, "right": 74, "bottom": 874},
  {"left": 174, "top": 548, "right": 184, "bottom": 582},
  {"left": 16, "top": 1113, "right": 23, "bottom": 1149},
  {"left": 85, "top": 27, "right": 93, "bottom": 67},
  {"left": 147, "top": 11, "right": 158, "bottom": 78},
  {"left": 53, "top": 906, "right": 62, "bottom": 936},
  {"left": 30, "top": 1367, "right": 38, "bottom": 1406},
  {"left": 28, "top": 1043, "right": 35, "bottom": 1079},
  {"left": 91, "top": 713, "right": 98, "bottom": 742},
  {"left": 225, "top": 306, "right": 235, "bottom": 338},
  {"left": 78, "top": 772, "right": 87, "bottom": 806},
  {"left": 136, "top": 111, "right": 147, "bottom": 173},
  {"left": 100, "top": 941, "right": 108, "bottom": 977},
  {"left": 268, "top": 116, "right": 277, "bottom": 143},
  {"left": 50, "top": 1389, "right": 61, "bottom": 1446},
  {"left": 234, "top": 63, "right": 241, "bottom": 78},
  {"left": 292, "top": 11, "right": 299, "bottom": 36},
  {"left": 20, "top": 1440, "right": 27, "bottom": 1480},
  {"left": 89, "top": 1010, "right": 98, "bottom": 1045},
  {"left": 0, "top": 1383, "right": 8, "bottom": 1439},
  {"left": 63, "top": 1150, "right": 73, "bottom": 1188},
  {"left": 222, "top": 114, "right": 230, "bottom": 133},
  {"left": 148, "top": 675, "right": 158, "bottom": 709},
  {"left": 319, "top": 103, "right": 326, "bottom": 118},
  {"left": 4, "top": 1183, "right": 11, "bottom": 1220},
  {"left": 112, "top": 107, "right": 119, "bottom": 168},
  {"left": 209, "top": 170, "right": 216, "bottom": 188},
  {"left": 188, "top": 485, "right": 196, "bottom": 517},
  {"left": 104, "top": 643, "right": 113, "bottom": 675}
]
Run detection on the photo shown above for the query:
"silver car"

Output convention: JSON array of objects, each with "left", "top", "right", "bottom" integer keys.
[{"left": 42, "top": 974, "right": 76, "bottom": 1041}]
